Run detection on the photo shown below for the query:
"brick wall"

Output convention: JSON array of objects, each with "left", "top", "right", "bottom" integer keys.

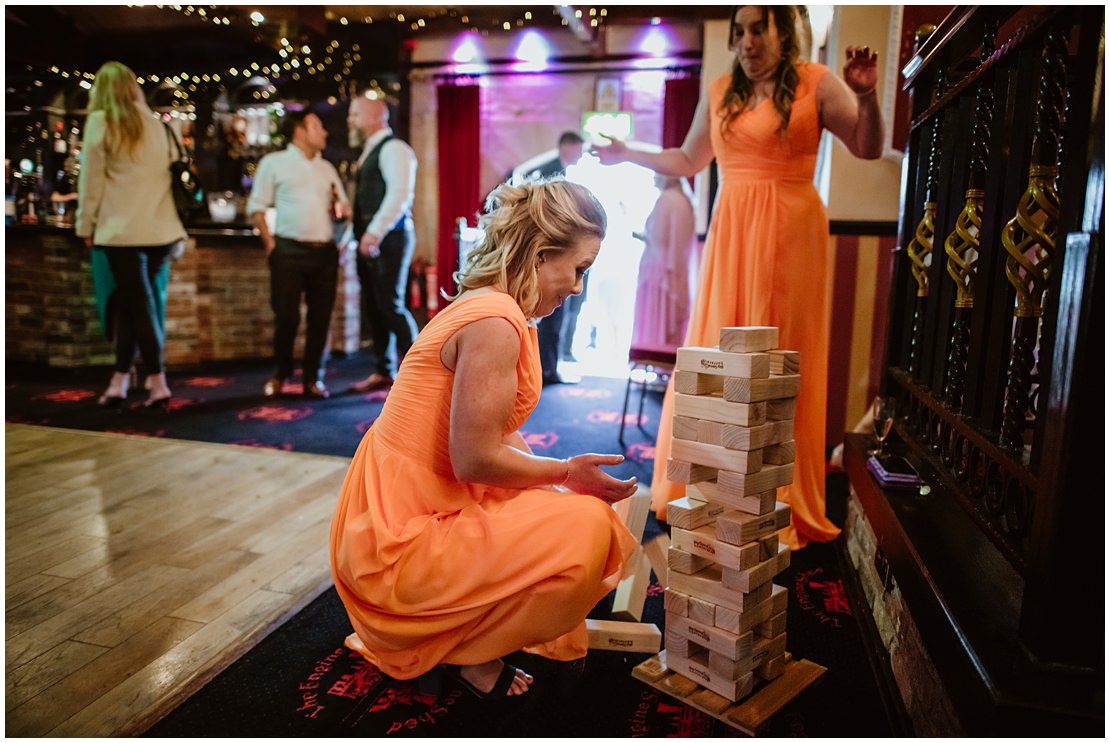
[
  {"left": 843, "top": 491, "right": 965, "bottom": 737},
  {"left": 6, "top": 229, "right": 361, "bottom": 370}
]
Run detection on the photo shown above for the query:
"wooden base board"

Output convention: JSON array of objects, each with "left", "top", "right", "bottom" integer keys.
[{"left": 632, "top": 651, "right": 826, "bottom": 736}]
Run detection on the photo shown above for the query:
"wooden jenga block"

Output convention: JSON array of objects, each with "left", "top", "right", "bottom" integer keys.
[
  {"left": 722, "top": 542, "right": 791, "bottom": 593},
  {"left": 658, "top": 653, "right": 702, "bottom": 697},
  {"left": 755, "top": 652, "right": 786, "bottom": 681},
  {"left": 714, "top": 502, "right": 792, "bottom": 546},
  {"left": 771, "top": 581, "right": 788, "bottom": 615},
  {"left": 633, "top": 652, "right": 670, "bottom": 683},
  {"left": 757, "top": 611, "right": 788, "bottom": 640},
  {"left": 709, "top": 648, "right": 755, "bottom": 680},
  {"left": 668, "top": 613, "right": 754, "bottom": 660},
  {"left": 763, "top": 441, "right": 796, "bottom": 465},
  {"left": 696, "top": 419, "right": 724, "bottom": 446},
  {"left": 719, "top": 326, "right": 779, "bottom": 353},
  {"left": 689, "top": 481, "right": 778, "bottom": 516},
  {"left": 663, "top": 587, "right": 690, "bottom": 617},
  {"left": 751, "top": 633, "right": 788, "bottom": 669},
  {"left": 668, "top": 545, "right": 713, "bottom": 575},
  {"left": 612, "top": 486, "right": 651, "bottom": 543},
  {"left": 715, "top": 585, "right": 786, "bottom": 635},
  {"left": 766, "top": 397, "right": 797, "bottom": 421},
  {"left": 674, "top": 370, "right": 724, "bottom": 395},
  {"left": 718, "top": 421, "right": 776, "bottom": 451},
  {"left": 672, "top": 438, "right": 763, "bottom": 475},
  {"left": 612, "top": 546, "right": 651, "bottom": 621},
  {"left": 742, "top": 580, "right": 774, "bottom": 609},
  {"left": 676, "top": 346, "right": 770, "bottom": 379},
  {"left": 586, "top": 619, "right": 662, "bottom": 653},
  {"left": 758, "top": 534, "right": 779, "bottom": 561},
  {"left": 716, "top": 464, "right": 795, "bottom": 498},
  {"left": 673, "top": 415, "right": 700, "bottom": 441},
  {"left": 688, "top": 594, "right": 716, "bottom": 627},
  {"left": 643, "top": 533, "right": 670, "bottom": 588},
  {"left": 667, "top": 458, "right": 716, "bottom": 484},
  {"left": 668, "top": 646, "right": 755, "bottom": 702},
  {"left": 667, "top": 496, "right": 726, "bottom": 531},
  {"left": 768, "top": 349, "right": 801, "bottom": 376},
  {"left": 675, "top": 393, "right": 767, "bottom": 427},
  {"left": 668, "top": 562, "right": 768, "bottom": 614},
  {"left": 665, "top": 627, "right": 693, "bottom": 657},
  {"left": 671, "top": 525, "right": 761, "bottom": 572},
  {"left": 771, "top": 419, "right": 794, "bottom": 443},
  {"left": 723, "top": 374, "right": 801, "bottom": 404}
]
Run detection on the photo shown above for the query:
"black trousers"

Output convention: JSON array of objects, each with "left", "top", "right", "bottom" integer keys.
[
  {"left": 102, "top": 243, "right": 174, "bottom": 374},
  {"left": 270, "top": 238, "right": 339, "bottom": 383},
  {"left": 356, "top": 220, "right": 418, "bottom": 377},
  {"left": 537, "top": 304, "right": 564, "bottom": 379}
]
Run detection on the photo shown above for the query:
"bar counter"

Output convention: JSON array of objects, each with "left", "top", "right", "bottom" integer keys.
[{"left": 6, "top": 222, "right": 360, "bottom": 369}]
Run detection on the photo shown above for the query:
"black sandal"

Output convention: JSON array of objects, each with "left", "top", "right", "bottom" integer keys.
[
  {"left": 445, "top": 661, "right": 528, "bottom": 700},
  {"left": 415, "top": 666, "right": 444, "bottom": 697}
]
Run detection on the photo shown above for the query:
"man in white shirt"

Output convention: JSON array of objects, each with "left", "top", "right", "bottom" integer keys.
[
  {"left": 346, "top": 93, "right": 420, "bottom": 393},
  {"left": 247, "top": 109, "right": 351, "bottom": 399}
]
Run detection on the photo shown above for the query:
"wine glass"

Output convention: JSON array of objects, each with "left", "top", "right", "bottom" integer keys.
[{"left": 871, "top": 396, "right": 895, "bottom": 461}]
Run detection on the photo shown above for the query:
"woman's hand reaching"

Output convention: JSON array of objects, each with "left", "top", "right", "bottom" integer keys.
[
  {"left": 589, "top": 134, "right": 629, "bottom": 166},
  {"left": 563, "top": 453, "right": 638, "bottom": 504},
  {"left": 843, "top": 45, "right": 878, "bottom": 96}
]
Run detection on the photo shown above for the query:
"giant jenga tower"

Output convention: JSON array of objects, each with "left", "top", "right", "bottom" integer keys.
[{"left": 633, "top": 326, "right": 821, "bottom": 725}]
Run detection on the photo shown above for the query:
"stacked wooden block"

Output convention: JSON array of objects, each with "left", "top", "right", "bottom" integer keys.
[{"left": 662, "top": 326, "right": 799, "bottom": 702}]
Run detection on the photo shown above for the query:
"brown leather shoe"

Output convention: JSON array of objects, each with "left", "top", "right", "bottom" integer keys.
[
  {"left": 348, "top": 373, "right": 394, "bottom": 394},
  {"left": 263, "top": 376, "right": 286, "bottom": 398},
  {"left": 304, "top": 381, "right": 330, "bottom": 399}
]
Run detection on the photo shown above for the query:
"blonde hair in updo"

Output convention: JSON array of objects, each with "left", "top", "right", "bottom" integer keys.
[{"left": 450, "top": 179, "right": 607, "bottom": 318}]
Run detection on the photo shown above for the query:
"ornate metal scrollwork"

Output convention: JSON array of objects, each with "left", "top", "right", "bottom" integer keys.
[
  {"left": 944, "top": 22, "right": 996, "bottom": 410},
  {"left": 999, "top": 25, "right": 1069, "bottom": 454},
  {"left": 906, "top": 64, "right": 947, "bottom": 378}
]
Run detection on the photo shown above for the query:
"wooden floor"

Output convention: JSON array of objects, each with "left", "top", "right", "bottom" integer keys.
[{"left": 5, "top": 424, "right": 350, "bottom": 737}]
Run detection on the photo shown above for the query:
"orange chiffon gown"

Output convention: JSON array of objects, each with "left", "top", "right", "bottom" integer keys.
[
  {"left": 650, "top": 63, "right": 841, "bottom": 550},
  {"left": 330, "top": 291, "right": 637, "bottom": 681}
]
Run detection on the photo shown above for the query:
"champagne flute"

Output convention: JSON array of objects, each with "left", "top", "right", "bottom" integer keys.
[{"left": 872, "top": 396, "right": 895, "bottom": 461}]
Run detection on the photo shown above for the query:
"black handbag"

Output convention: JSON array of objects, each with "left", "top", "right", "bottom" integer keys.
[{"left": 164, "top": 123, "right": 204, "bottom": 221}]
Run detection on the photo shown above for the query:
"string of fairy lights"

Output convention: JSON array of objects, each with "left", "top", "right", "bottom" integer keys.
[
  {"left": 11, "top": 5, "right": 619, "bottom": 149},
  {"left": 16, "top": 5, "right": 615, "bottom": 94}
]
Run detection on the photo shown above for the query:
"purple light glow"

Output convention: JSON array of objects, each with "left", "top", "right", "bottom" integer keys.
[
  {"left": 452, "top": 35, "right": 481, "bottom": 64},
  {"left": 640, "top": 27, "right": 668, "bottom": 57},
  {"left": 515, "top": 31, "right": 550, "bottom": 68}
]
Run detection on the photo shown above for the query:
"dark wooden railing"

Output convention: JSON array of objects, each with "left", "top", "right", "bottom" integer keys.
[{"left": 861, "top": 4, "right": 1103, "bottom": 734}]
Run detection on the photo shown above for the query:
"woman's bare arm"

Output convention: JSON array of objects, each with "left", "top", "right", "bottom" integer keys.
[{"left": 593, "top": 93, "right": 715, "bottom": 177}]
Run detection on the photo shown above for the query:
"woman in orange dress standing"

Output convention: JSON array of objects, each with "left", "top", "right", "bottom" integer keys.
[
  {"left": 595, "top": 6, "right": 884, "bottom": 549},
  {"left": 330, "top": 179, "right": 638, "bottom": 699}
]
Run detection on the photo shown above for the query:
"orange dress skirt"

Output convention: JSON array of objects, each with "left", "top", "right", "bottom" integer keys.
[
  {"left": 330, "top": 291, "right": 636, "bottom": 680},
  {"left": 650, "top": 63, "right": 841, "bottom": 550}
]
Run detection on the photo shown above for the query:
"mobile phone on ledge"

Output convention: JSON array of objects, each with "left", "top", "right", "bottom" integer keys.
[{"left": 867, "top": 454, "right": 923, "bottom": 487}]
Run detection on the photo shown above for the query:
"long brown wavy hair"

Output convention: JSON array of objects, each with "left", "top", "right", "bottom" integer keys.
[{"left": 720, "top": 5, "right": 802, "bottom": 136}]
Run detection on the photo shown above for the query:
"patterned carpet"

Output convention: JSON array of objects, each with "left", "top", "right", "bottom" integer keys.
[{"left": 5, "top": 353, "right": 906, "bottom": 737}]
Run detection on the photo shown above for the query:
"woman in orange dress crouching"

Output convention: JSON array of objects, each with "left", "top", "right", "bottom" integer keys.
[{"left": 330, "top": 179, "right": 638, "bottom": 699}]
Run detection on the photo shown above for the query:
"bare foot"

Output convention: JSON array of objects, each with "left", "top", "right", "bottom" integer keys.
[{"left": 459, "top": 659, "right": 533, "bottom": 697}]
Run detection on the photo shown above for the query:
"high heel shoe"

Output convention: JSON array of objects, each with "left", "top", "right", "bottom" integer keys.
[
  {"left": 98, "top": 394, "right": 126, "bottom": 409},
  {"left": 144, "top": 395, "right": 172, "bottom": 411}
]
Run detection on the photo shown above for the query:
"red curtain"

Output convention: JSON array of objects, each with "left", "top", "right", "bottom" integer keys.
[
  {"left": 436, "top": 83, "right": 480, "bottom": 306},
  {"left": 662, "top": 75, "right": 699, "bottom": 149},
  {"left": 663, "top": 75, "right": 699, "bottom": 192}
]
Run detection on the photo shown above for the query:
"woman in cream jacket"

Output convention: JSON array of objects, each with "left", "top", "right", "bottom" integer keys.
[{"left": 76, "top": 61, "right": 185, "bottom": 408}]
